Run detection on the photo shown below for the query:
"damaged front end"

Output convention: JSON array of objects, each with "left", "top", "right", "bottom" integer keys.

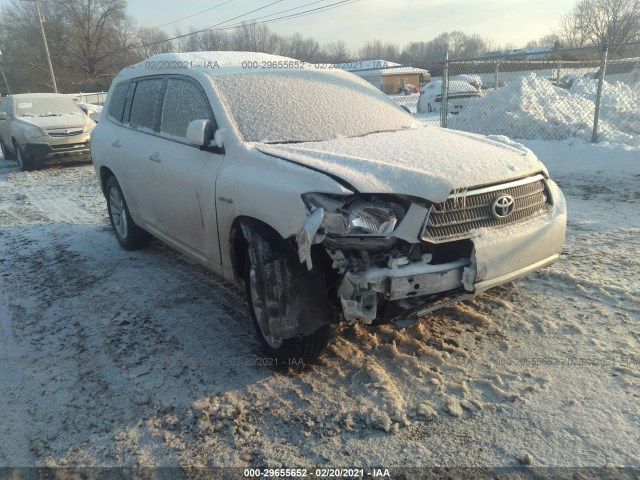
[
  {"left": 297, "top": 175, "right": 566, "bottom": 327},
  {"left": 297, "top": 193, "right": 475, "bottom": 326}
]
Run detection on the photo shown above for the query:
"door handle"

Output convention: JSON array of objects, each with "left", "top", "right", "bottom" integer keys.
[
  {"left": 149, "top": 152, "right": 162, "bottom": 163},
  {"left": 111, "top": 140, "right": 121, "bottom": 148}
]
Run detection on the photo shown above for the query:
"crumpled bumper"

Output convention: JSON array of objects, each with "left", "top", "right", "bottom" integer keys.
[{"left": 337, "top": 180, "right": 567, "bottom": 323}]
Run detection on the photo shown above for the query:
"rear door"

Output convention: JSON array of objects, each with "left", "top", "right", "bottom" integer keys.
[
  {"left": 149, "top": 76, "right": 224, "bottom": 264},
  {"left": 118, "top": 77, "right": 165, "bottom": 226}
]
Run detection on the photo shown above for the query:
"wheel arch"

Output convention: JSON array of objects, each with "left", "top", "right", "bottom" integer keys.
[
  {"left": 99, "top": 166, "right": 115, "bottom": 196},
  {"left": 229, "top": 216, "right": 292, "bottom": 284}
]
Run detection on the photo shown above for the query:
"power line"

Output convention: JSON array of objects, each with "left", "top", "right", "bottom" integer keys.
[
  {"left": 222, "top": 0, "right": 334, "bottom": 23},
  {"left": 123, "top": 0, "right": 286, "bottom": 52},
  {"left": 216, "top": 0, "right": 359, "bottom": 30},
  {"left": 107, "top": 0, "right": 358, "bottom": 55},
  {"left": 152, "top": 0, "right": 237, "bottom": 30}
]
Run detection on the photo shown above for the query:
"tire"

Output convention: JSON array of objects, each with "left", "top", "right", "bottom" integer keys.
[
  {"left": 14, "top": 141, "right": 32, "bottom": 171},
  {"left": 105, "top": 176, "right": 152, "bottom": 250},
  {"left": 244, "top": 230, "right": 330, "bottom": 366},
  {"left": 1, "top": 140, "right": 15, "bottom": 160}
]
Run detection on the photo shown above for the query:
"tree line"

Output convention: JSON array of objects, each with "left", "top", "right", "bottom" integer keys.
[{"left": 0, "top": 0, "right": 638, "bottom": 94}]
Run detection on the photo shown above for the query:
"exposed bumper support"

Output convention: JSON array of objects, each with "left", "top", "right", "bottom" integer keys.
[{"left": 338, "top": 257, "right": 469, "bottom": 323}]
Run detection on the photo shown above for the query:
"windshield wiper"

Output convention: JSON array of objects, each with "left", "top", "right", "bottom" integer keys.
[
  {"left": 349, "top": 128, "right": 404, "bottom": 139},
  {"left": 262, "top": 139, "right": 319, "bottom": 145},
  {"left": 38, "top": 113, "right": 62, "bottom": 117}
]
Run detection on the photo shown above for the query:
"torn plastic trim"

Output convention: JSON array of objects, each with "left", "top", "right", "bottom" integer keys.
[{"left": 297, "top": 207, "right": 349, "bottom": 270}]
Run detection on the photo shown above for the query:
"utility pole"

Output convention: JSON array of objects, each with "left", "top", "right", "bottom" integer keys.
[
  {"left": 21, "top": 0, "right": 58, "bottom": 93},
  {"left": 0, "top": 50, "right": 11, "bottom": 95}
]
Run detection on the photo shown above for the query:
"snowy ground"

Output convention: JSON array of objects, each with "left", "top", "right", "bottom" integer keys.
[{"left": 0, "top": 138, "right": 638, "bottom": 469}]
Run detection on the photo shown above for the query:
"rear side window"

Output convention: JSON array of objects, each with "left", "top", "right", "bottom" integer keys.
[
  {"left": 107, "top": 82, "right": 129, "bottom": 123},
  {"left": 160, "top": 78, "right": 214, "bottom": 139},
  {"left": 129, "top": 78, "right": 164, "bottom": 130}
]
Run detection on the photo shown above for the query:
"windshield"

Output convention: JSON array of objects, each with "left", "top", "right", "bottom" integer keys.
[
  {"left": 212, "top": 70, "right": 415, "bottom": 143},
  {"left": 15, "top": 97, "right": 83, "bottom": 118}
]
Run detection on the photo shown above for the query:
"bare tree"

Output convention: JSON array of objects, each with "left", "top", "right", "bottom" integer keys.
[
  {"left": 136, "top": 27, "right": 173, "bottom": 57},
  {"left": 277, "top": 32, "right": 321, "bottom": 61},
  {"left": 231, "top": 22, "right": 278, "bottom": 53},
  {"left": 357, "top": 39, "right": 401, "bottom": 61},
  {"left": 559, "top": 0, "right": 640, "bottom": 46},
  {"left": 323, "top": 40, "right": 351, "bottom": 63},
  {"left": 52, "top": 0, "right": 128, "bottom": 78}
]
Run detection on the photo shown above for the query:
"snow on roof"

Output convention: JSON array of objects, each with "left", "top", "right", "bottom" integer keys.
[
  {"left": 140, "top": 51, "right": 297, "bottom": 68},
  {"left": 318, "top": 59, "right": 429, "bottom": 77},
  {"left": 116, "top": 51, "right": 304, "bottom": 80}
]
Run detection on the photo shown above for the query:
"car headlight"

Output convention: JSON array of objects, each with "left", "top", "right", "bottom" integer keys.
[
  {"left": 23, "top": 125, "right": 48, "bottom": 142},
  {"left": 345, "top": 201, "right": 397, "bottom": 235},
  {"left": 302, "top": 193, "right": 404, "bottom": 236}
]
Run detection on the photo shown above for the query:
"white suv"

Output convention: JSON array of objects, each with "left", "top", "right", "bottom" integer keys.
[{"left": 91, "top": 52, "right": 567, "bottom": 364}]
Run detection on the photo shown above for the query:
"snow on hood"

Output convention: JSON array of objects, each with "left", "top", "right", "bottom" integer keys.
[
  {"left": 16, "top": 115, "right": 88, "bottom": 130},
  {"left": 256, "top": 127, "right": 547, "bottom": 202}
]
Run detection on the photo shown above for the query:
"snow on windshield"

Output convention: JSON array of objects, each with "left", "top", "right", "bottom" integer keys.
[
  {"left": 212, "top": 70, "right": 415, "bottom": 143},
  {"left": 15, "top": 97, "right": 83, "bottom": 118}
]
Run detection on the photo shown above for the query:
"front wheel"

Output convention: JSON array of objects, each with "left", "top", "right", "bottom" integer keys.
[
  {"left": 105, "top": 176, "right": 151, "bottom": 250},
  {"left": 14, "top": 142, "right": 32, "bottom": 171},
  {"left": 1, "top": 140, "right": 15, "bottom": 160},
  {"left": 244, "top": 229, "right": 331, "bottom": 366}
]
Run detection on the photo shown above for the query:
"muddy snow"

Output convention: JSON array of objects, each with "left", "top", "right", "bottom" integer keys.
[{"left": 0, "top": 141, "right": 638, "bottom": 468}]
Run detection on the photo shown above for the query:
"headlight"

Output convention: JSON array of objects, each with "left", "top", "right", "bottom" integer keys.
[
  {"left": 302, "top": 193, "right": 405, "bottom": 236},
  {"left": 345, "top": 201, "right": 397, "bottom": 235},
  {"left": 23, "top": 125, "right": 47, "bottom": 141}
]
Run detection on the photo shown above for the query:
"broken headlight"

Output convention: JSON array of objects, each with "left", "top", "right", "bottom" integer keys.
[
  {"left": 346, "top": 201, "right": 397, "bottom": 235},
  {"left": 301, "top": 193, "right": 405, "bottom": 236}
]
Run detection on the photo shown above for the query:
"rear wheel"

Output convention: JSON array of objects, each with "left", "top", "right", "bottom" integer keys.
[
  {"left": 105, "top": 176, "right": 151, "bottom": 250},
  {"left": 244, "top": 229, "right": 331, "bottom": 366}
]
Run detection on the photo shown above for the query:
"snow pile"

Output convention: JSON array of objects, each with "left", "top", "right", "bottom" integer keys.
[
  {"left": 570, "top": 77, "right": 640, "bottom": 137},
  {"left": 450, "top": 73, "right": 639, "bottom": 145},
  {"left": 454, "top": 74, "right": 483, "bottom": 89}
]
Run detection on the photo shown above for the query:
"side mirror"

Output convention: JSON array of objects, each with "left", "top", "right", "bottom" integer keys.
[
  {"left": 0, "top": 112, "right": 7, "bottom": 121},
  {"left": 186, "top": 119, "right": 212, "bottom": 147},
  {"left": 86, "top": 109, "right": 96, "bottom": 117}
]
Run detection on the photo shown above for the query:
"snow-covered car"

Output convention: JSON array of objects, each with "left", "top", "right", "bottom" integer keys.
[
  {"left": 76, "top": 101, "right": 103, "bottom": 123},
  {"left": 417, "top": 80, "right": 481, "bottom": 114},
  {"left": 91, "top": 52, "right": 567, "bottom": 364},
  {"left": 0, "top": 93, "right": 95, "bottom": 170}
]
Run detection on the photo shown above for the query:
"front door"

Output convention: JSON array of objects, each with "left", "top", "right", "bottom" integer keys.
[{"left": 148, "top": 77, "right": 224, "bottom": 264}]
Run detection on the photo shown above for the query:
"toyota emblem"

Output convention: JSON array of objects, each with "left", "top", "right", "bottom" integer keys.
[{"left": 491, "top": 194, "right": 515, "bottom": 219}]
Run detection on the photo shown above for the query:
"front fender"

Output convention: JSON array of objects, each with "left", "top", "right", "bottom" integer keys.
[{"left": 216, "top": 146, "right": 352, "bottom": 272}]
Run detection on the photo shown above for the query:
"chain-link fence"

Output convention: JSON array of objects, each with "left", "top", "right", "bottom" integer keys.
[{"left": 390, "top": 42, "right": 640, "bottom": 146}]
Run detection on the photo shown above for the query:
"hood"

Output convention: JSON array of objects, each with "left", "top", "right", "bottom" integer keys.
[
  {"left": 256, "top": 127, "right": 548, "bottom": 203},
  {"left": 16, "top": 114, "right": 89, "bottom": 130}
]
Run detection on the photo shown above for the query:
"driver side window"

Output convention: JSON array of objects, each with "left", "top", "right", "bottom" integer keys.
[{"left": 160, "top": 78, "right": 215, "bottom": 140}]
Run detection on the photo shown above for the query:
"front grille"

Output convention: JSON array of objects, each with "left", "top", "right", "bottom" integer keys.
[
  {"left": 47, "top": 128, "right": 84, "bottom": 137},
  {"left": 422, "top": 175, "right": 550, "bottom": 242}
]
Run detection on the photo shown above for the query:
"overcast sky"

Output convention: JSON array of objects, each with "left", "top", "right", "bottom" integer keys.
[{"left": 2, "top": 0, "right": 578, "bottom": 49}]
